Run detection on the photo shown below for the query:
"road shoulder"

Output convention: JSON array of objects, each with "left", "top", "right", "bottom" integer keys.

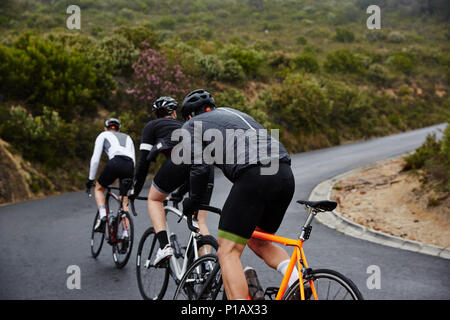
[{"left": 309, "top": 155, "right": 450, "bottom": 260}]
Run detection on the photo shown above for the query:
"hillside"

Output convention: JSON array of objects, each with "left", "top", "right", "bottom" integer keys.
[{"left": 0, "top": 0, "right": 449, "bottom": 203}]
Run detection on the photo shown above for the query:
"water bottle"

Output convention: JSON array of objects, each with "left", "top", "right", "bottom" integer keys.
[
  {"left": 170, "top": 233, "right": 182, "bottom": 258},
  {"left": 244, "top": 266, "right": 265, "bottom": 300}
]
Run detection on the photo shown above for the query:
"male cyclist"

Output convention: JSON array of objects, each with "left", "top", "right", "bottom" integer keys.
[
  {"left": 179, "top": 89, "right": 298, "bottom": 300},
  {"left": 86, "top": 118, "right": 135, "bottom": 239},
  {"left": 131, "top": 96, "right": 214, "bottom": 266}
]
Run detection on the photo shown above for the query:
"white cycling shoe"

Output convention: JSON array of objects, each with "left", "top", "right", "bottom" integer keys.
[{"left": 153, "top": 244, "right": 173, "bottom": 267}]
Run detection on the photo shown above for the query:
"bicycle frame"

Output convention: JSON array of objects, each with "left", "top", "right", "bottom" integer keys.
[
  {"left": 251, "top": 230, "right": 318, "bottom": 300},
  {"left": 164, "top": 205, "right": 203, "bottom": 283},
  {"left": 105, "top": 187, "right": 131, "bottom": 245}
]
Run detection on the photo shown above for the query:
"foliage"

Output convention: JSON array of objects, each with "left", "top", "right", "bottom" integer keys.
[
  {"left": 0, "top": 34, "right": 103, "bottom": 120},
  {"left": 386, "top": 52, "right": 415, "bottom": 74},
  {"left": 292, "top": 53, "right": 320, "bottom": 73},
  {"left": 403, "top": 126, "right": 450, "bottom": 192},
  {"left": 334, "top": 28, "right": 355, "bottom": 43},
  {"left": 127, "top": 43, "right": 189, "bottom": 105},
  {"left": 324, "top": 49, "right": 365, "bottom": 74},
  {"left": 0, "top": 106, "right": 78, "bottom": 168}
]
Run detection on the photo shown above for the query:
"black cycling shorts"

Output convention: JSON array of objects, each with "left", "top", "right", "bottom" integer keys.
[
  {"left": 218, "top": 162, "right": 295, "bottom": 245},
  {"left": 98, "top": 156, "right": 134, "bottom": 195},
  {"left": 152, "top": 158, "right": 214, "bottom": 204}
]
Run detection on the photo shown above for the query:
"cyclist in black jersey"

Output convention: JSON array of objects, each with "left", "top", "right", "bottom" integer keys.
[
  {"left": 131, "top": 96, "right": 214, "bottom": 265},
  {"left": 178, "top": 89, "right": 298, "bottom": 300}
]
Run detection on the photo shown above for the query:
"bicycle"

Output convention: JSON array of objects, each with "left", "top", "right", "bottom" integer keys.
[
  {"left": 88, "top": 179, "right": 136, "bottom": 269},
  {"left": 132, "top": 196, "right": 220, "bottom": 300},
  {"left": 173, "top": 199, "right": 364, "bottom": 300}
]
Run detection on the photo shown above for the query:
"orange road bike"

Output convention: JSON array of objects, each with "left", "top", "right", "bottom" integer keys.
[{"left": 173, "top": 199, "right": 363, "bottom": 300}]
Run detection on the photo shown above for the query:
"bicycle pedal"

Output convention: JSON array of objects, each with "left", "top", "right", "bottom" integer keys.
[{"left": 264, "top": 287, "right": 279, "bottom": 300}]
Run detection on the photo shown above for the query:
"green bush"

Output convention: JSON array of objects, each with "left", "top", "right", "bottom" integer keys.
[
  {"left": 292, "top": 53, "right": 320, "bottom": 73},
  {"left": 0, "top": 34, "right": 102, "bottom": 120},
  {"left": 387, "top": 31, "right": 406, "bottom": 43},
  {"left": 367, "top": 63, "right": 390, "bottom": 84},
  {"left": 403, "top": 127, "right": 450, "bottom": 192},
  {"left": 0, "top": 106, "right": 79, "bottom": 168},
  {"left": 116, "top": 26, "right": 159, "bottom": 49},
  {"left": 225, "top": 47, "right": 264, "bottom": 77},
  {"left": 387, "top": 52, "right": 415, "bottom": 73},
  {"left": 334, "top": 28, "right": 355, "bottom": 43},
  {"left": 324, "top": 49, "right": 365, "bottom": 74},
  {"left": 98, "top": 35, "right": 138, "bottom": 77},
  {"left": 221, "top": 59, "right": 246, "bottom": 83},
  {"left": 194, "top": 53, "right": 224, "bottom": 81},
  {"left": 157, "top": 17, "right": 176, "bottom": 30}
]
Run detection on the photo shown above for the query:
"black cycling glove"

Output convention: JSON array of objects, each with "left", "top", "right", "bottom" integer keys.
[
  {"left": 85, "top": 179, "right": 94, "bottom": 190},
  {"left": 182, "top": 197, "right": 200, "bottom": 217}
]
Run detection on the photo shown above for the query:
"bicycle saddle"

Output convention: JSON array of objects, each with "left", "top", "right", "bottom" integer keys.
[{"left": 297, "top": 200, "right": 337, "bottom": 212}]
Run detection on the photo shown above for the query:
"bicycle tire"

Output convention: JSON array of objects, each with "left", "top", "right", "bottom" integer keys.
[
  {"left": 112, "top": 210, "right": 134, "bottom": 269},
  {"left": 136, "top": 227, "right": 170, "bottom": 300},
  {"left": 173, "top": 254, "right": 223, "bottom": 300},
  {"left": 186, "top": 235, "right": 219, "bottom": 267},
  {"left": 283, "top": 268, "right": 363, "bottom": 300},
  {"left": 90, "top": 210, "right": 105, "bottom": 258}
]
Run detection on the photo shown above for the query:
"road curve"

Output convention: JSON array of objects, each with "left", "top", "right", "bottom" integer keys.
[{"left": 0, "top": 123, "right": 448, "bottom": 299}]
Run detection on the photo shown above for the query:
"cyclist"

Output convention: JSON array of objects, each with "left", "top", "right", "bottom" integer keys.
[
  {"left": 86, "top": 118, "right": 135, "bottom": 240},
  {"left": 179, "top": 89, "right": 299, "bottom": 300},
  {"left": 131, "top": 96, "right": 214, "bottom": 266}
]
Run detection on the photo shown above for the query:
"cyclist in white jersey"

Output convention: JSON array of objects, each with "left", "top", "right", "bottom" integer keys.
[{"left": 86, "top": 118, "right": 136, "bottom": 233}]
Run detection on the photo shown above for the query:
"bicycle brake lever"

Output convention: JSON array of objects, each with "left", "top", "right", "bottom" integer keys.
[{"left": 186, "top": 214, "right": 199, "bottom": 233}]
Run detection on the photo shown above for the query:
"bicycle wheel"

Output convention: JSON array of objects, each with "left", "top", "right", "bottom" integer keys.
[
  {"left": 90, "top": 210, "right": 105, "bottom": 258},
  {"left": 186, "top": 235, "right": 219, "bottom": 267},
  {"left": 136, "top": 227, "right": 170, "bottom": 300},
  {"left": 173, "top": 254, "right": 223, "bottom": 300},
  {"left": 283, "top": 269, "right": 363, "bottom": 300},
  {"left": 112, "top": 210, "right": 134, "bottom": 269}
]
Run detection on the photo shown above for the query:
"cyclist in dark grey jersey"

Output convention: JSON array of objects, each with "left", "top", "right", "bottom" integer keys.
[{"left": 179, "top": 89, "right": 298, "bottom": 300}]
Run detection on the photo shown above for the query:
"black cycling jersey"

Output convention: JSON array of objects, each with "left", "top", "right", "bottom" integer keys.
[{"left": 134, "top": 118, "right": 183, "bottom": 196}]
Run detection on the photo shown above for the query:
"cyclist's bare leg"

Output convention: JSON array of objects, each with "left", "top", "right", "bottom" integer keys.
[
  {"left": 197, "top": 210, "right": 210, "bottom": 255},
  {"left": 247, "top": 226, "right": 290, "bottom": 269},
  {"left": 147, "top": 185, "right": 168, "bottom": 233},
  {"left": 94, "top": 183, "right": 106, "bottom": 208},
  {"left": 120, "top": 196, "right": 130, "bottom": 230},
  {"left": 218, "top": 237, "right": 248, "bottom": 300}
]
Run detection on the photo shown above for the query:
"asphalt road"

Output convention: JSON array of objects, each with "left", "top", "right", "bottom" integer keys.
[{"left": 1, "top": 123, "right": 449, "bottom": 300}]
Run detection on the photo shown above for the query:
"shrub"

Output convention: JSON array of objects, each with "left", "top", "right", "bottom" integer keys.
[
  {"left": 226, "top": 47, "right": 264, "bottom": 77},
  {"left": 292, "top": 53, "right": 320, "bottom": 73},
  {"left": 0, "top": 106, "right": 79, "bottom": 168},
  {"left": 387, "top": 52, "right": 415, "bottom": 73},
  {"left": 324, "top": 49, "right": 365, "bottom": 74},
  {"left": 194, "top": 53, "right": 224, "bottom": 81},
  {"left": 157, "top": 17, "right": 176, "bottom": 30},
  {"left": 127, "top": 44, "right": 189, "bottom": 105},
  {"left": 116, "top": 26, "right": 159, "bottom": 49},
  {"left": 387, "top": 31, "right": 405, "bottom": 43},
  {"left": 98, "top": 35, "right": 139, "bottom": 77},
  {"left": 367, "top": 63, "right": 390, "bottom": 84},
  {"left": 0, "top": 34, "right": 101, "bottom": 120},
  {"left": 221, "top": 59, "right": 246, "bottom": 83},
  {"left": 334, "top": 28, "right": 355, "bottom": 43},
  {"left": 403, "top": 127, "right": 450, "bottom": 192},
  {"left": 296, "top": 36, "right": 308, "bottom": 45}
]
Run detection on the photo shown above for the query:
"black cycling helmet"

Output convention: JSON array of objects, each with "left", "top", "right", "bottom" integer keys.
[
  {"left": 105, "top": 118, "right": 121, "bottom": 130},
  {"left": 181, "top": 89, "right": 215, "bottom": 120},
  {"left": 153, "top": 96, "right": 178, "bottom": 118}
]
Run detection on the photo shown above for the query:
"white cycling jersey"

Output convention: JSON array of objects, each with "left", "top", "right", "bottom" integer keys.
[{"left": 89, "top": 131, "right": 136, "bottom": 180}]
